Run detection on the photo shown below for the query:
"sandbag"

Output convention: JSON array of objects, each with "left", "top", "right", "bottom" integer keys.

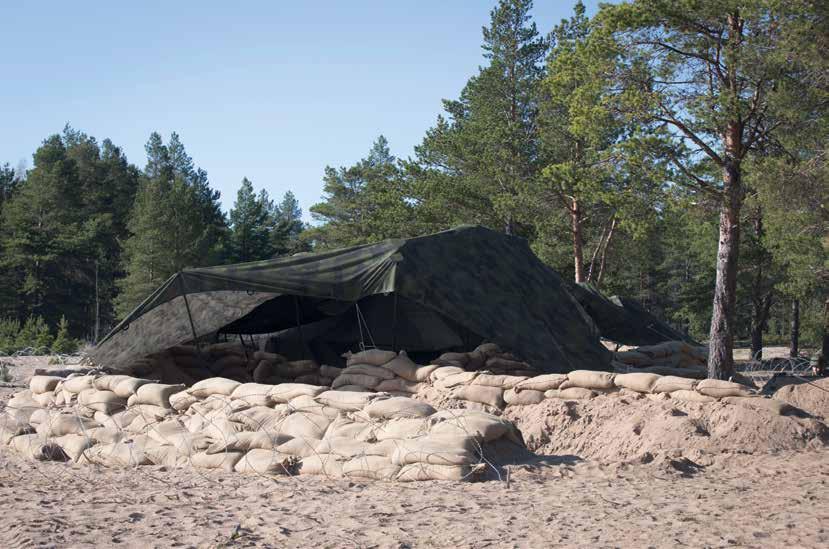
[
  {"left": 381, "top": 352, "right": 423, "bottom": 381},
  {"left": 269, "top": 383, "right": 326, "bottom": 403},
  {"left": 332, "top": 373, "right": 382, "bottom": 390},
  {"left": 170, "top": 390, "right": 199, "bottom": 412},
  {"left": 170, "top": 344, "right": 198, "bottom": 356},
  {"left": 471, "top": 374, "right": 528, "bottom": 390},
  {"left": 130, "top": 404, "right": 174, "bottom": 420},
  {"left": 345, "top": 349, "right": 397, "bottom": 367},
  {"left": 652, "top": 375, "right": 697, "bottom": 393},
  {"left": 451, "top": 385, "right": 504, "bottom": 409},
  {"left": 287, "top": 395, "right": 340, "bottom": 420},
  {"left": 434, "top": 371, "right": 479, "bottom": 389},
  {"left": 669, "top": 389, "right": 716, "bottom": 403},
  {"left": 93, "top": 375, "right": 133, "bottom": 392},
  {"left": 9, "top": 434, "right": 67, "bottom": 461},
  {"left": 146, "top": 418, "right": 211, "bottom": 454},
  {"left": 78, "top": 389, "right": 126, "bottom": 414},
  {"left": 94, "top": 409, "right": 139, "bottom": 430},
  {"left": 320, "top": 365, "right": 343, "bottom": 379},
  {"left": 396, "top": 463, "right": 472, "bottom": 482},
  {"left": 0, "top": 416, "right": 33, "bottom": 444},
  {"left": 343, "top": 363, "right": 396, "bottom": 380},
  {"left": 364, "top": 397, "right": 436, "bottom": 420},
  {"left": 253, "top": 351, "right": 286, "bottom": 363},
  {"left": 228, "top": 406, "right": 289, "bottom": 431},
  {"left": 276, "top": 412, "right": 331, "bottom": 440},
  {"left": 372, "top": 417, "right": 430, "bottom": 441},
  {"left": 29, "top": 408, "right": 51, "bottom": 426},
  {"left": 83, "top": 440, "right": 152, "bottom": 467},
  {"left": 314, "top": 390, "right": 382, "bottom": 411},
  {"left": 696, "top": 379, "right": 754, "bottom": 398},
  {"left": 53, "top": 433, "right": 96, "bottom": 462},
  {"left": 188, "top": 450, "right": 244, "bottom": 471},
  {"left": 342, "top": 455, "right": 400, "bottom": 480},
  {"left": 276, "top": 437, "right": 318, "bottom": 458},
  {"left": 234, "top": 449, "right": 293, "bottom": 475},
  {"left": 207, "top": 431, "right": 287, "bottom": 454},
  {"left": 129, "top": 383, "right": 186, "bottom": 408},
  {"left": 503, "top": 388, "right": 545, "bottom": 406},
  {"left": 429, "top": 410, "right": 515, "bottom": 443},
  {"left": 36, "top": 413, "right": 99, "bottom": 437},
  {"left": 614, "top": 351, "right": 652, "bottom": 365},
  {"left": 375, "top": 379, "right": 423, "bottom": 394},
  {"left": 29, "top": 375, "right": 63, "bottom": 395},
  {"left": 545, "top": 387, "right": 597, "bottom": 400},
  {"left": 299, "top": 453, "right": 344, "bottom": 477},
  {"left": 5, "top": 390, "right": 40, "bottom": 423},
  {"left": 566, "top": 370, "right": 616, "bottom": 390},
  {"left": 331, "top": 384, "right": 368, "bottom": 392},
  {"left": 429, "top": 366, "right": 466, "bottom": 382},
  {"left": 294, "top": 374, "right": 323, "bottom": 385},
  {"left": 314, "top": 437, "right": 395, "bottom": 458},
  {"left": 230, "top": 383, "right": 275, "bottom": 405},
  {"left": 189, "top": 377, "right": 241, "bottom": 399},
  {"left": 723, "top": 396, "right": 794, "bottom": 415},
  {"left": 275, "top": 360, "right": 320, "bottom": 378},
  {"left": 513, "top": 374, "right": 567, "bottom": 393},
  {"left": 112, "top": 377, "right": 154, "bottom": 398},
  {"left": 390, "top": 435, "right": 476, "bottom": 466},
  {"left": 202, "top": 418, "right": 248, "bottom": 442},
  {"left": 613, "top": 373, "right": 660, "bottom": 394},
  {"left": 63, "top": 376, "right": 96, "bottom": 394},
  {"left": 484, "top": 357, "right": 531, "bottom": 372},
  {"left": 32, "top": 392, "right": 55, "bottom": 407},
  {"left": 86, "top": 426, "right": 126, "bottom": 444}
]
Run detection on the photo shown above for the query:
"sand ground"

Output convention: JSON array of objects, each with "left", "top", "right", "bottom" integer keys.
[{"left": 1, "top": 355, "right": 828, "bottom": 548}]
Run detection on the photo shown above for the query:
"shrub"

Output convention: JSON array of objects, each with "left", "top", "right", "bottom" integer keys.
[{"left": 51, "top": 316, "right": 78, "bottom": 354}]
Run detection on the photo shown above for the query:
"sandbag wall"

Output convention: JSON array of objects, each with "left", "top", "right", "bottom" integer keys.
[
  {"left": 2, "top": 371, "right": 523, "bottom": 482},
  {"left": 130, "top": 342, "right": 332, "bottom": 388},
  {"left": 612, "top": 341, "right": 709, "bottom": 378}
]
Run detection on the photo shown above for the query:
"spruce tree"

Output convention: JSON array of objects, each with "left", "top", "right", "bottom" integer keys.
[{"left": 228, "top": 178, "right": 272, "bottom": 262}]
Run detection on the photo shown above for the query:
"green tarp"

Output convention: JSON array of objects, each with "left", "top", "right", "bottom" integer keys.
[
  {"left": 568, "top": 282, "right": 698, "bottom": 346},
  {"left": 92, "top": 226, "right": 611, "bottom": 373}
]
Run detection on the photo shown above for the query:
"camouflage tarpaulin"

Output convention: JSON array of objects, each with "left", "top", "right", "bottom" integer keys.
[
  {"left": 92, "top": 226, "right": 611, "bottom": 372},
  {"left": 568, "top": 282, "right": 698, "bottom": 346}
]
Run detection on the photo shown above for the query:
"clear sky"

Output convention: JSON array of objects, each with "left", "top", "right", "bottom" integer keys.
[{"left": 1, "top": 0, "right": 603, "bottom": 220}]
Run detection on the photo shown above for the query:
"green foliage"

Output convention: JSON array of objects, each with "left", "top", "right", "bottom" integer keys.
[
  {"left": 0, "top": 318, "right": 21, "bottom": 355},
  {"left": 14, "top": 316, "right": 52, "bottom": 352},
  {"left": 228, "top": 178, "right": 274, "bottom": 262},
  {"left": 51, "top": 315, "right": 78, "bottom": 354}
]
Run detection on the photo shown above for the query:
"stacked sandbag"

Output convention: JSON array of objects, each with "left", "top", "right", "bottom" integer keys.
[
  {"left": 3, "top": 372, "right": 524, "bottom": 482},
  {"left": 612, "top": 340, "right": 708, "bottom": 378},
  {"left": 433, "top": 343, "right": 539, "bottom": 377}
]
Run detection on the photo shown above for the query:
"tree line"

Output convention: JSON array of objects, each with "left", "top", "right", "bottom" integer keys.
[{"left": 1, "top": 0, "right": 826, "bottom": 380}]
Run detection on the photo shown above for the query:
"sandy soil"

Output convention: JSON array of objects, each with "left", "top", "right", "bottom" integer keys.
[{"left": 2, "top": 355, "right": 828, "bottom": 548}]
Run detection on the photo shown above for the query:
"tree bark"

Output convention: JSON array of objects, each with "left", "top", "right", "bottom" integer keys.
[
  {"left": 749, "top": 207, "right": 771, "bottom": 361},
  {"left": 750, "top": 293, "right": 771, "bottom": 361},
  {"left": 570, "top": 197, "right": 585, "bottom": 283},
  {"left": 707, "top": 163, "right": 742, "bottom": 380},
  {"left": 789, "top": 299, "right": 799, "bottom": 358}
]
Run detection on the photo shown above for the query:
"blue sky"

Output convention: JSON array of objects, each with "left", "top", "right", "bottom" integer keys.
[{"left": 1, "top": 1, "right": 602, "bottom": 220}]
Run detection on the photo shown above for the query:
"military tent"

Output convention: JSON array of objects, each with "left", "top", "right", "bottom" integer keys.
[{"left": 92, "top": 226, "right": 611, "bottom": 373}]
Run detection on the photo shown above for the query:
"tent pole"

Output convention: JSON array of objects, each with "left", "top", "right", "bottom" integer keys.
[
  {"left": 391, "top": 293, "right": 398, "bottom": 352},
  {"left": 178, "top": 274, "right": 201, "bottom": 353},
  {"left": 294, "top": 295, "right": 305, "bottom": 359}
]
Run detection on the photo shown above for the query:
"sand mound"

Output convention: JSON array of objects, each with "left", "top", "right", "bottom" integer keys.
[
  {"left": 504, "top": 392, "right": 828, "bottom": 464},
  {"left": 773, "top": 378, "right": 829, "bottom": 420}
]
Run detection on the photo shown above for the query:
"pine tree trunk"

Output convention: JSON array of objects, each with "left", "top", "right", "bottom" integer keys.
[
  {"left": 571, "top": 198, "right": 585, "bottom": 283},
  {"left": 789, "top": 299, "right": 799, "bottom": 357},
  {"left": 707, "top": 164, "right": 742, "bottom": 380}
]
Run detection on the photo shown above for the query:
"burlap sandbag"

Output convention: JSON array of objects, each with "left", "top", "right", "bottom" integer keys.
[
  {"left": 651, "top": 375, "right": 697, "bottom": 394},
  {"left": 32, "top": 392, "right": 55, "bottom": 407},
  {"left": 614, "top": 351, "right": 652, "bottom": 366},
  {"left": 86, "top": 426, "right": 126, "bottom": 444},
  {"left": 189, "top": 377, "right": 241, "bottom": 399},
  {"left": 428, "top": 410, "right": 516, "bottom": 443},
  {"left": 275, "top": 360, "right": 320, "bottom": 378},
  {"left": 314, "top": 437, "right": 395, "bottom": 458},
  {"left": 228, "top": 406, "right": 290, "bottom": 432},
  {"left": 94, "top": 409, "right": 138, "bottom": 430},
  {"left": 276, "top": 437, "right": 319, "bottom": 458},
  {"left": 207, "top": 431, "right": 288, "bottom": 454},
  {"left": 390, "top": 434, "right": 476, "bottom": 466},
  {"left": 299, "top": 453, "right": 344, "bottom": 477},
  {"left": 342, "top": 455, "right": 400, "bottom": 480},
  {"left": 93, "top": 375, "right": 133, "bottom": 392},
  {"left": 53, "top": 433, "right": 96, "bottom": 462},
  {"left": 434, "top": 371, "right": 479, "bottom": 389},
  {"left": 286, "top": 395, "right": 340, "bottom": 421},
  {"left": 234, "top": 449, "right": 293, "bottom": 475},
  {"left": 429, "top": 366, "right": 466, "bottom": 382},
  {"left": 78, "top": 389, "right": 126, "bottom": 414},
  {"left": 371, "top": 417, "right": 430, "bottom": 441},
  {"left": 544, "top": 387, "right": 597, "bottom": 400},
  {"left": 364, "top": 397, "right": 436, "bottom": 420},
  {"left": 269, "top": 383, "right": 326, "bottom": 403},
  {"left": 112, "top": 377, "right": 153, "bottom": 399},
  {"left": 131, "top": 404, "right": 175, "bottom": 421},
  {"left": 451, "top": 385, "right": 505, "bottom": 409},
  {"left": 83, "top": 440, "right": 152, "bottom": 467},
  {"left": 484, "top": 357, "right": 531, "bottom": 373},
  {"left": 229, "top": 383, "right": 274, "bottom": 405},
  {"left": 146, "top": 419, "right": 211, "bottom": 454},
  {"left": 503, "top": 388, "right": 545, "bottom": 406},
  {"left": 513, "top": 374, "right": 567, "bottom": 393},
  {"left": 696, "top": 379, "right": 754, "bottom": 398},
  {"left": 637, "top": 341, "right": 691, "bottom": 359},
  {"left": 29, "top": 375, "right": 63, "bottom": 395},
  {"left": 343, "top": 364, "right": 395, "bottom": 380},
  {"left": 723, "top": 396, "right": 794, "bottom": 416},
  {"left": 9, "top": 434, "right": 68, "bottom": 461},
  {"left": 314, "top": 390, "right": 382, "bottom": 411},
  {"left": 375, "top": 379, "right": 423, "bottom": 394},
  {"left": 471, "top": 374, "right": 528, "bottom": 390},
  {"left": 188, "top": 450, "right": 244, "bottom": 471},
  {"left": 345, "top": 349, "right": 397, "bottom": 367},
  {"left": 669, "top": 389, "right": 716, "bottom": 403},
  {"left": 130, "top": 383, "right": 184, "bottom": 408},
  {"left": 613, "top": 373, "right": 661, "bottom": 394},
  {"left": 382, "top": 352, "right": 433, "bottom": 382},
  {"left": 170, "top": 391, "right": 199, "bottom": 412},
  {"left": 396, "top": 463, "right": 472, "bottom": 482},
  {"left": 332, "top": 384, "right": 370, "bottom": 392},
  {"left": 0, "top": 416, "right": 33, "bottom": 444},
  {"left": 36, "top": 413, "right": 99, "bottom": 437},
  {"left": 332, "top": 374, "right": 382, "bottom": 390},
  {"left": 63, "top": 375, "right": 96, "bottom": 394},
  {"left": 28, "top": 408, "right": 51, "bottom": 426},
  {"left": 202, "top": 418, "right": 248, "bottom": 443},
  {"left": 320, "top": 365, "right": 343, "bottom": 379},
  {"left": 566, "top": 370, "right": 616, "bottom": 390},
  {"left": 276, "top": 411, "right": 331, "bottom": 440},
  {"left": 5, "top": 390, "right": 40, "bottom": 423}
]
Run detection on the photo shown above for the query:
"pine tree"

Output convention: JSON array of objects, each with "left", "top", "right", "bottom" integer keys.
[
  {"left": 271, "top": 191, "right": 307, "bottom": 255},
  {"left": 228, "top": 178, "right": 272, "bottom": 262},
  {"left": 51, "top": 315, "right": 77, "bottom": 354}
]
